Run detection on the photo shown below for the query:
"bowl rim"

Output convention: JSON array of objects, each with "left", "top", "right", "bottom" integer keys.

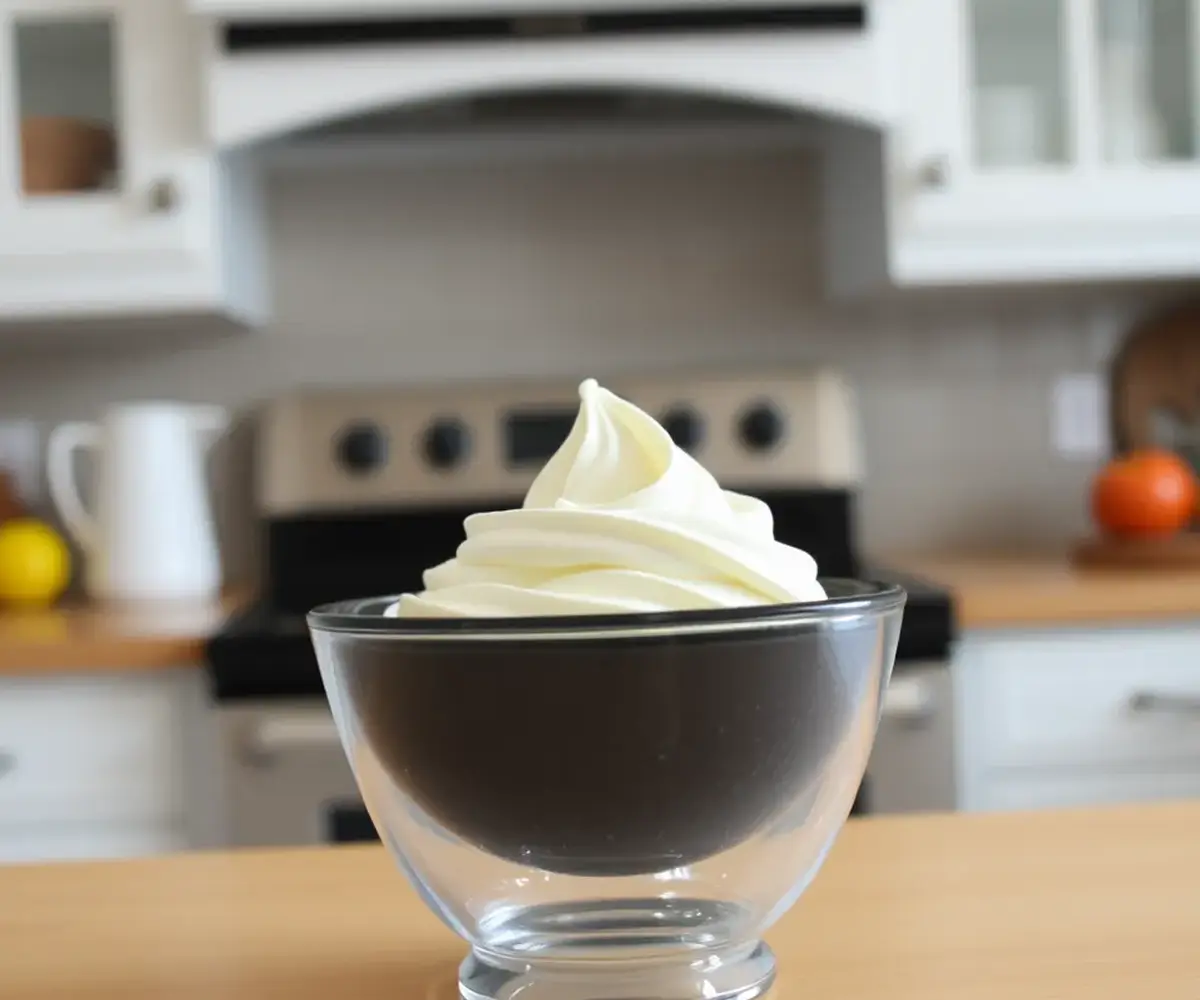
[{"left": 306, "top": 578, "right": 906, "bottom": 641}]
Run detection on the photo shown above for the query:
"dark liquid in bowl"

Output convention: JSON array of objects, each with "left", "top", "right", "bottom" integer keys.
[{"left": 340, "top": 624, "right": 880, "bottom": 876}]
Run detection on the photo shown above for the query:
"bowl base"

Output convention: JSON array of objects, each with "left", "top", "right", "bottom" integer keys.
[{"left": 459, "top": 938, "right": 775, "bottom": 1000}]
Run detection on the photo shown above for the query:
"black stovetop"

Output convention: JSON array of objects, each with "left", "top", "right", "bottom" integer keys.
[
  {"left": 207, "top": 490, "right": 954, "bottom": 702},
  {"left": 205, "top": 563, "right": 954, "bottom": 702}
]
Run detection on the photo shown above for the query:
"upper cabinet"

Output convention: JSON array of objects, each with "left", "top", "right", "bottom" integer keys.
[
  {"left": 0, "top": 0, "right": 261, "bottom": 323},
  {"left": 5, "top": 0, "right": 1200, "bottom": 323},
  {"left": 875, "top": 0, "right": 1200, "bottom": 286}
]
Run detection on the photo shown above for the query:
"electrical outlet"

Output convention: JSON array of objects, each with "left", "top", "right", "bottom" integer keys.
[
  {"left": 1052, "top": 374, "right": 1109, "bottom": 460},
  {"left": 0, "top": 420, "right": 41, "bottom": 505}
]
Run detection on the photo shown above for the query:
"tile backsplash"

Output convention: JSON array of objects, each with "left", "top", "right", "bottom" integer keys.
[{"left": 0, "top": 145, "right": 1184, "bottom": 583}]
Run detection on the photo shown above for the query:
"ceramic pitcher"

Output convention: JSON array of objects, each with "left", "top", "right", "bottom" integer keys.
[{"left": 47, "top": 402, "right": 227, "bottom": 602}]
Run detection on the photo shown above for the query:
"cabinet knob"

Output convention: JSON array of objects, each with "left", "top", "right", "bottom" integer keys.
[
  {"left": 914, "top": 157, "right": 949, "bottom": 190},
  {"left": 0, "top": 750, "right": 16, "bottom": 779},
  {"left": 148, "top": 179, "right": 180, "bottom": 214}
]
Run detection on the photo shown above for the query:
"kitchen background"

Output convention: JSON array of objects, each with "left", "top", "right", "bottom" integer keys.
[
  {"left": 1, "top": 148, "right": 1177, "bottom": 581},
  {"left": 4, "top": 0, "right": 1200, "bottom": 867}
]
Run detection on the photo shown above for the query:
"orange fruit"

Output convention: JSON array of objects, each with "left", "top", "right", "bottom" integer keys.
[{"left": 1091, "top": 450, "right": 1198, "bottom": 538}]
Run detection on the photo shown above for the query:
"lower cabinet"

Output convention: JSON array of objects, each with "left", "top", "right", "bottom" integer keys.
[
  {"left": 0, "top": 668, "right": 209, "bottom": 865},
  {"left": 0, "top": 826, "right": 187, "bottom": 866},
  {"left": 955, "top": 625, "right": 1200, "bottom": 813}
]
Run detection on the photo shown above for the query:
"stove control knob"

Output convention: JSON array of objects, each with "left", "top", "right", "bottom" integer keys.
[
  {"left": 660, "top": 406, "right": 704, "bottom": 453},
  {"left": 423, "top": 418, "right": 471, "bottom": 471},
  {"left": 335, "top": 422, "right": 388, "bottom": 475},
  {"left": 738, "top": 402, "right": 786, "bottom": 453}
]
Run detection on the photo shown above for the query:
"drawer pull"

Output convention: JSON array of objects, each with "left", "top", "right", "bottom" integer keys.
[
  {"left": 914, "top": 156, "right": 949, "bottom": 191},
  {"left": 0, "top": 750, "right": 16, "bottom": 778},
  {"left": 239, "top": 713, "right": 341, "bottom": 767},
  {"left": 1128, "top": 692, "right": 1200, "bottom": 715},
  {"left": 881, "top": 675, "right": 936, "bottom": 726}
]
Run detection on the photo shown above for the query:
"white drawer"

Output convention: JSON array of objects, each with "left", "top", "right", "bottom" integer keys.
[
  {"left": 977, "top": 768, "right": 1200, "bottom": 813},
  {"left": 969, "top": 629, "right": 1200, "bottom": 771},
  {"left": 0, "top": 674, "right": 186, "bottom": 828}
]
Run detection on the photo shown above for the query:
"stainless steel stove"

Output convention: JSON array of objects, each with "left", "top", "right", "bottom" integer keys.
[{"left": 206, "top": 370, "right": 956, "bottom": 848}]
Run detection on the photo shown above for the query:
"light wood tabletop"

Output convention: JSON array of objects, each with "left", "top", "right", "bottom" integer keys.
[
  {"left": 887, "top": 550, "right": 1200, "bottom": 629},
  {"left": 0, "top": 589, "right": 249, "bottom": 675},
  {"left": 2, "top": 802, "right": 1197, "bottom": 999}
]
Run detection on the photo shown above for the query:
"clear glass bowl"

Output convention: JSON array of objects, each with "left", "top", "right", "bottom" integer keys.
[{"left": 308, "top": 580, "right": 905, "bottom": 1000}]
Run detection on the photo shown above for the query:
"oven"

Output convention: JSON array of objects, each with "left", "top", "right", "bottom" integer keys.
[
  {"left": 214, "top": 701, "right": 365, "bottom": 843},
  {"left": 214, "top": 664, "right": 957, "bottom": 846},
  {"left": 206, "top": 370, "right": 956, "bottom": 847}
]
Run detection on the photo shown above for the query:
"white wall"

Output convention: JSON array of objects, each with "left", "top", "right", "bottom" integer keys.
[{"left": 0, "top": 144, "right": 1182, "bottom": 581}]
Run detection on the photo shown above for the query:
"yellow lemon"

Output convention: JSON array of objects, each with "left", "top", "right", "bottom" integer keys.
[{"left": 0, "top": 518, "right": 71, "bottom": 607}]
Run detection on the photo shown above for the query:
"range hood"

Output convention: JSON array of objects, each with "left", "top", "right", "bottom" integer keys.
[{"left": 197, "top": 1, "right": 889, "bottom": 147}]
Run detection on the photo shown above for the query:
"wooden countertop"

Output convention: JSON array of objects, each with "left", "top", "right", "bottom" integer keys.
[
  {"left": 887, "top": 550, "right": 1200, "bottom": 629},
  {"left": 0, "top": 590, "right": 248, "bottom": 675},
  {"left": 8, "top": 546, "right": 1198, "bottom": 669},
  {"left": 3, "top": 803, "right": 1197, "bottom": 998}
]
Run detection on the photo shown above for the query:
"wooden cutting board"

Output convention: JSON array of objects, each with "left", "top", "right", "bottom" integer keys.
[
  {"left": 1109, "top": 301, "right": 1200, "bottom": 469},
  {"left": 1075, "top": 300, "right": 1200, "bottom": 571},
  {"left": 0, "top": 472, "right": 24, "bottom": 523},
  {"left": 1073, "top": 531, "right": 1200, "bottom": 570}
]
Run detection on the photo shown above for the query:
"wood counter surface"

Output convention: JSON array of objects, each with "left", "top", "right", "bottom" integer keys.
[
  {"left": 887, "top": 551, "right": 1200, "bottom": 629},
  {"left": 0, "top": 590, "right": 248, "bottom": 675},
  {"left": 3, "top": 803, "right": 1196, "bottom": 999}
]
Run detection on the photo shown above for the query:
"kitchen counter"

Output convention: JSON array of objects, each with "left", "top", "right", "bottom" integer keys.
[
  {"left": 0, "top": 589, "right": 249, "bottom": 675},
  {"left": 3, "top": 802, "right": 1196, "bottom": 998},
  {"left": 888, "top": 551, "right": 1200, "bottom": 629}
]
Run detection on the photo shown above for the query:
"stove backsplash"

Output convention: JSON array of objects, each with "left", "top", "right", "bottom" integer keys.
[{"left": 0, "top": 146, "right": 1175, "bottom": 585}]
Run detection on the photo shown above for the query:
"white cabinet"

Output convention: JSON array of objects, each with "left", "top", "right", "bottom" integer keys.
[
  {"left": 0, "top": 0, "right": 261, "bottom": 322},
  {"left": 0, "top": 669, "right": 206, "bottom": 865},
  {"left": 831, "top": 0, "right": 1200, "bottom": 290},
  {"left": 0, "top": 825, "right": 187, "bottom": 865},
  {"left": 955, "top": 625, "right": 1200, "bottom": 813},
  {"left": 983, "top": 768, "right": 1200, "bottom": 812}
]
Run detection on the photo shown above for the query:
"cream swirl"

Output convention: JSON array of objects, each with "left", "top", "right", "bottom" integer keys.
[{"left": 389, "top": 379, "right": 826, "bottom": 617}]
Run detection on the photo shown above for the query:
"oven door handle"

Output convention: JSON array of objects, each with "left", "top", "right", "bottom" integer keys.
[
  {"left": 239, "top": 712, "right": 342, "bottom": 767},
  {"left": 880, "top": 674, "right": 937, "bottom": 727}
]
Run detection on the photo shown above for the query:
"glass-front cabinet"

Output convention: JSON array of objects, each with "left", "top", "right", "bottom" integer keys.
[
  {"left": 0, "top": 0, "right": 230, "bottom": 319},
  {"left": 890, "top": 0, "right": 1200, "bottom": 283}
]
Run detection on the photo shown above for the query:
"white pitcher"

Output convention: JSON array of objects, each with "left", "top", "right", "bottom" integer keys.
[{"left": 48, "top": 402, "right": 228, "bottom": 603}]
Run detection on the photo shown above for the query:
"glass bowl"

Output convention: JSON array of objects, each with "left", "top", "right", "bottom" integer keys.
[{"left": 308, "top": 579, "right": 904, "bottom": 1000}]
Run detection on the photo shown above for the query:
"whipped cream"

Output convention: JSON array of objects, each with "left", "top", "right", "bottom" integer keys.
[{"left": 389, "top": 380, "right": 826, "bottom": 617}]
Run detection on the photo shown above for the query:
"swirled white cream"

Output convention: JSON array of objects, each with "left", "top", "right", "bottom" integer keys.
[{"left": 388, "top": 380, "right": 826, "bottom": 617}]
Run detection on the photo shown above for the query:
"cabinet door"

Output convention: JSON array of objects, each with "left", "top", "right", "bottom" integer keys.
[
  {"left": 893, "top": 1, "right": 1200, "bottom": 239},
  {"left": 0, "top": 824, "right": 185, "bottom": 865},
  {"left": 0, "top": 673, "right": 188, "bottom": 828},
  {"left": 0, "top": 0, "right": 209, "bottom": 260},
  {"left": 981, "top": 768, "right": 1200, "bottom": 813},
  {"left": 892, "top": 0, "right": 1076, "bottom": 231},
  {"left": 956, "top": 626, "right": 1200, "bottom": 813},
  {"left": 970, "top": 629, "right": 1200, "bottom": 772},
  {"left": 883, "top": 0, "right": 972, "bottom": 208}
]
